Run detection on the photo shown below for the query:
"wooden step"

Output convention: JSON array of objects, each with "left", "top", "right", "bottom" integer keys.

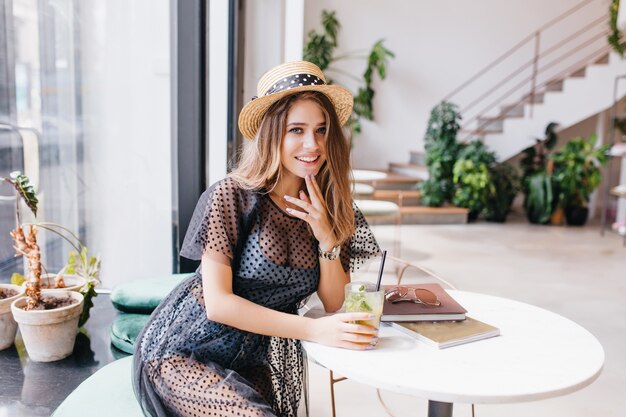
[
  {"left": 570, "top": 67, "right": 586, "bottom": 78},
  {"left": 354, "top": 169, "right": 422, "bottom": 190},
  {"left": 372, "top": 189, "right": 422, "bottom": 206},
  {"left": 364, "top": 205, "right": 469, "bottom": 225},
  {"left": 500, "top": 103, "right": 525, "bottom": 118},
  {"left": 388, "top": 163, "right": 429, "bottom": 180},
  {"left": 458, "top": 128, "right": 487, "bottom": 138},
  {"left": 522, "top": 93, "right": 544, "bottom": 104},
  {"left": 401, "top": 206, "right": 468, "bottom": 215},
  {"left": 594, "top": 53, "right": 609, "bottom": 65},
  {"left": 373, "top": 190, "right": 422, "bottom": 200},
  {"left": 545, "top": 80, "right": 563, "bottom": 92},
  {"left": 476, "top": 117, "right": 504, "bottom": 133},
  {"left": 409, "top": 150, "right": 426, "bottom": 166},
  {"left": 401, "top": 206, "right": 469, "bottom": 225}
]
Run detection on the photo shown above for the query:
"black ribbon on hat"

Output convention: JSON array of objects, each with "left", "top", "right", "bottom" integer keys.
[{"left": 264, "top": 73, "right": 325, "bottom": 96}]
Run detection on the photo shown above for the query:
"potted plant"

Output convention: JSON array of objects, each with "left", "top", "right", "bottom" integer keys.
[
  {"left": 420, "top": 101, "right": 462, "bottom": 206},
  {"left": 0, "top": 282, "right": 23, "bottom": 350},
  {"left": 12, "top": 222, "right": 101, "bottom": 326},
  {"left": 520, "top": 123, "right": 560, "bottom": 224},
  {"left": 452, "top": 140, "right": 495, "bottom": 221},
  {"left": 551, "top": 134, "right": 609, "bottom": 226},
  {"left": 449, "top": 140, "right": 519, "bottom": 222},
  {"left": 484, "top": 163, "right": 520, "bottom": 223},
  {"left": 608, "top": 0, "right": 626, "bottom": 58},
  {"left": 1, "top": 172, "right": 89, "bottom": 361},
  {"left": 303, "top": 9, "right": 394, "bottom": 138}
]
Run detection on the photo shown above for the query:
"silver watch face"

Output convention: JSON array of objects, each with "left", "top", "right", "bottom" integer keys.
[{"left": 319, "top": 244, "right": 340, "bottom": 260}]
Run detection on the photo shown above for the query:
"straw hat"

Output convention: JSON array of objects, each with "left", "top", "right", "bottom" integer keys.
[{"left": 238, "top": 61, "right": 354, "bottom": 140}]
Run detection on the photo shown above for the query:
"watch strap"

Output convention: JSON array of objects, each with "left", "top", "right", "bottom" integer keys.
[{"left": 318, "top": 244, "right": 341, "bottom": 260}]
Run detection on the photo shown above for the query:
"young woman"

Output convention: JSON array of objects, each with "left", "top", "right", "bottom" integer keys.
[{"left": 133, "top": 61, "right": 380, "bottom": 417}]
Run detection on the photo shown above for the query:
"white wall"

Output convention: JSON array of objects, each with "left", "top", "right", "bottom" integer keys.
[
  {"left": 81, "top": 0, "right": 172, "bottom": 289},
  {"left": 242, "top": 0, "right": 304, "bottom": 113},
  {"left": 243, "top": 0, "right": 285, "bottom": 108},
  {"left": 303, "top": 0, "right": 610, "bottom": 169}
]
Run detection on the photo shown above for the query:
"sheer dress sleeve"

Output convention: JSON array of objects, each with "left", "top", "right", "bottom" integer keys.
[
  {"left": 180, "top": 177, "right": 244, "bottom": 264},
  {"left": 340, "top": 203, "right": 381, "bottom": 273}
]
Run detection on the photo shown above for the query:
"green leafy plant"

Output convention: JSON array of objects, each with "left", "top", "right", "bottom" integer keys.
[
  {"left": 520, "top": 123, "right": 559, "bottom": 224},
  {"left": 452, "top": 141, "right": 496, "bottom": 220},
  {"left": 420, "top": 101, "right": 462, "bottom": 206},
  {"left": 1, "top": 171, "right": 38, "bottom": 226},
  {"left": 451, "top": 140, "right": 520, "bottom": 222},
  {"left": 551, "top": 133, "right": 609, "bottom": 209},
  {"left": 608, "top": 0, "right": 626, "bottom": 58},
  {"left": 484, "top": 163, "right": 520, "bottom": 223},
  {"left": 34, "top": 223, "right": 101, "bottom": 326},
  {"left": 524, "top": 172, "right": 555, "bottom": 224},
  {"left": 303, "top": 10, "right": 395, "bottom": 136}
]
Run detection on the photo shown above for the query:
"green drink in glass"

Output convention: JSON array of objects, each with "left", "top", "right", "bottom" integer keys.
[{"left": 344, "top": 282, "right": 384, "bottom": 345}]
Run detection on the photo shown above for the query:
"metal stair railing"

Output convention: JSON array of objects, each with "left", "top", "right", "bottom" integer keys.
[{"left": 441, "top": 0, "right": 612, "bottom": 141}]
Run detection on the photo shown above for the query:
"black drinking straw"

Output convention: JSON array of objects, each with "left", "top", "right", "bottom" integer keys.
[{"left": 375, "top": 250, "right": 387, "bottom": 291}]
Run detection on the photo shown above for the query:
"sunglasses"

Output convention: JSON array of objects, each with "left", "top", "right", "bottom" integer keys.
[{"left": 384, "top": 287, "right": 441, "bottom": 307}]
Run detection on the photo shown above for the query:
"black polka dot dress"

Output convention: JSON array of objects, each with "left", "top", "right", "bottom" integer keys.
[{"left": 133, "top": 177, "right": 380, "bottom": 417}]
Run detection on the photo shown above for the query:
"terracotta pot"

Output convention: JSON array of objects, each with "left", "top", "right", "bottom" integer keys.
[
  {"left": 0, "top": 284, "right": 24, "bottom": 350},
  {"left": 550, "top": 207, "right": 565, "bottom": 225},
  {"left": 11, "top": 290, "right": 84, "bottom": 362}
]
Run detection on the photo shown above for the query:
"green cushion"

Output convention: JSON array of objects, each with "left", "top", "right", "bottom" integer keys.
[
  {"left": 355, "top": 199, "right": 400, "bottom": 216},
  {"left": 110, "top": 273, "right": 192, "bottom": 313},
  {"left": 110, "top": 313, "right": 151, "bottom": 354},
  {"left": 52, "top": 356, "right": 141, "bottom": 417}
]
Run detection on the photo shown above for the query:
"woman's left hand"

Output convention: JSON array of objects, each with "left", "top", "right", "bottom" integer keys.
[{"left": 285, "top": 175, "right": 337, "bottom": 251}]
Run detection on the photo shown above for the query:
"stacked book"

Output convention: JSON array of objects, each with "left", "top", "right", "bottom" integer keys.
[{"left": 382, "top": 283, "right": 500, "bottom": 349}]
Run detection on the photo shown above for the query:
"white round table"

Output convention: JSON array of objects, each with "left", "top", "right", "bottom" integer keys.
[{"left": 302, "top": 290, "right": 604, "bottom": 417}]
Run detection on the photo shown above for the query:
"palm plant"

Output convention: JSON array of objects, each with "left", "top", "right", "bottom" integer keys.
[{"left": 303, "top": 10, "right": 395, "bottom": 136}]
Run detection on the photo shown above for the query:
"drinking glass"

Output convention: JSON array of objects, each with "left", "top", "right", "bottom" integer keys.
[{"left": 344, "top": 281, "right": 384, "bottom": 346}]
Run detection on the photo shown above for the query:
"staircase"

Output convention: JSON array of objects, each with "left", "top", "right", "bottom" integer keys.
[
  {"left": 412, "top": 0, "right": 621, "bottom": 162},
  {"left": 480, "top": 51, "right": 626, "bottom": 161},
  {"left": 446, "top": 0, "right": 621, "bottom": 161},
  {"left": 362, "top": 0, "right": 619, "bottom": 224}
]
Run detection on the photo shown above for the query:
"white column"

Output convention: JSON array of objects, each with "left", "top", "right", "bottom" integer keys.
[
  {"left": 208, "top": 0, "right": 229, "bottom": 185},
  {"left": 284, "top": 0, "right": 304, "bottom": 62}
]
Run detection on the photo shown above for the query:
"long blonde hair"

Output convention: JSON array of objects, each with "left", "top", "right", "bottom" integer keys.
[{"left": 230, "top": 91, "right": 355, "bottom": 244}]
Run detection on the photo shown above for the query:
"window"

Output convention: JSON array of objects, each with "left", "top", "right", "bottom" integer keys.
[{"left": 0, "top": 0, "right": 173, "bottom": 288}]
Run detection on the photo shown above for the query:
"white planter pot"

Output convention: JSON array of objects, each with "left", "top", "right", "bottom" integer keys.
[
  {"left": 23, "top": 274, "right": 87, "bottom": 292},
  {"left": 0, "top": 283, "right": 24, "bottom": 350},
  {"left": 11, "top": 290, "right": 84, "bottom": 362}
]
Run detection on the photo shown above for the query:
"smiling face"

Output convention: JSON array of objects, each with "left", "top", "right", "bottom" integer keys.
[{"left": 279, "top": 98, "right": 328, "bottom": 192}]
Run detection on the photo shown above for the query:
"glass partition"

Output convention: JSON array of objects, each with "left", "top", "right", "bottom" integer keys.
[{"left": 0, "top": 0, "right": 173, "bottom": 289}]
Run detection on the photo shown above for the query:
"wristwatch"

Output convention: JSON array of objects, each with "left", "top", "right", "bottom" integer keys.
[{"left": 318, "top": 244, "right": 341, "bottom": 261}]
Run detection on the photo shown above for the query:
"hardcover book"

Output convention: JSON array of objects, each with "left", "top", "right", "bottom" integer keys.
[
  {"left": 391, "top": 316, "right": 500, "bottom": 349},
  {"left": 381, "top": 283, "right": 467, "bottom": 322}
]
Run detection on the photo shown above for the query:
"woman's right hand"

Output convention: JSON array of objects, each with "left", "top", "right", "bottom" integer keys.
[{"left": 307, "top": 312, "right": 379, "bottom": 350}]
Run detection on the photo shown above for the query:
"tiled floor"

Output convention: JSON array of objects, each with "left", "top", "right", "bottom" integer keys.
[
  {"left": 307, "top": 213, "right": 626, "bottom": 417},
  {"left": 1, "top": 213, "right": 624, "bottom": 416}
]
